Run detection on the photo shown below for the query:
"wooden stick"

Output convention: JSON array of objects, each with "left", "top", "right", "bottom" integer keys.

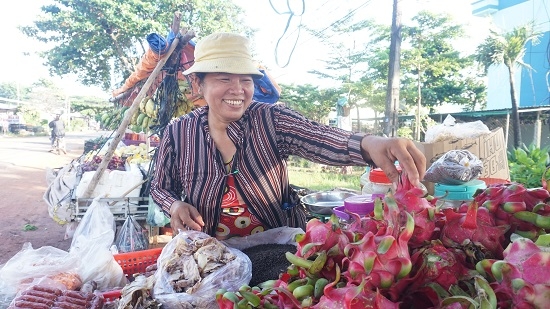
[{"left": 82, "top": 28, "right": 195, "bottom": 198}]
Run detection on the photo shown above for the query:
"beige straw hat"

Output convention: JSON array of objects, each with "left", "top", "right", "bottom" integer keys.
[{"left": 183, "top": 32, "right": 264, "bottom": 79}]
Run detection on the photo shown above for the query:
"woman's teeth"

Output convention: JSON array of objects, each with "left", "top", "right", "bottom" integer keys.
[{"left": 224, "top": 99, "right": 243, "bottom": 106}]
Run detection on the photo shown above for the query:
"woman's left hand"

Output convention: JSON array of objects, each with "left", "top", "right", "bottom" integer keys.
[{"left": 360, "top": 135, "right": 426, "bottom": 187}]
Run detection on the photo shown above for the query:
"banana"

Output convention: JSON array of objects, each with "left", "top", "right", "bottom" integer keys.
[
  {"left": 145, "top": 98, "right": 155, "bottom": 117},
  {"left": 139, "top": 96, "right": 149, "bottom": 113},
  {"left": 136, "top": 113, "right": 146, "bottom": 127}
]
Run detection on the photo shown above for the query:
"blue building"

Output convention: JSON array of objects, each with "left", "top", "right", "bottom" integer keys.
[{"left": 472, "top": 0, "right": 550, "bottom": 109}]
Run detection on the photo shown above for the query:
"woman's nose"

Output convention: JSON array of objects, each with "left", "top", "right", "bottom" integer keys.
[{"left": 228, "top": 79, "right": 245, "bottom": 94}]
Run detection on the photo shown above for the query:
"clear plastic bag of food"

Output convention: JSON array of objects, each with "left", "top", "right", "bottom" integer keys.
[
  {"left": 115, "top": 215, "right": 149, "bottom": 253},
  {"left": 153, "top": 230, "right": 252, "bottom": 308},
  {"left": 424, "top": 115, "right": 490, "bottom": 143},
  {"left": 424, "top": 150, "right": 483, "bottom": 185}
]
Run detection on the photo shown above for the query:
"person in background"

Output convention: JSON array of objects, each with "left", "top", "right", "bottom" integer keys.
[
  {"left": 48, "top": 114, "right": 66, "bottom": 154},
  {"left": 150, "top": 32, "right": 426, "bottom": 239}
]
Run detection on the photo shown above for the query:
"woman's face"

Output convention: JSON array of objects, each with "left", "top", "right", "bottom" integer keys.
[{"left": 200, "top": 73, "right": 255, "bottom": 123}]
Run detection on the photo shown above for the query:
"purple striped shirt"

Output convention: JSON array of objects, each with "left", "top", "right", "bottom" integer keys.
[{"left": 150, "top": 102, "right": 368, "bottom": 236}]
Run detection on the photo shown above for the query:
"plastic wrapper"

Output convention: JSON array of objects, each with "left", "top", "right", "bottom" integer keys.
[
  {"left": 146, "top": 196, "right": 170, "bottom": 227},
  {"left": 115, "top": 215, "right": 149, "bottom": 253},
  {"left": 153, "top": 230, "right": 251, "bottom": 308},
  {"left": 221, "top": 226, "right": 303, "bottom": 250},
  {"left": 424, "top": 114, "right": 491, "bottom": 143},
  {"left": 0, "top": 243, "right": 81, "bottom": 298},
  {"left": 424, "top": 150, "right": 483, "bottom": 185},
  {"left": 69, "top": 197, "right": 127, "bottom": 290}
]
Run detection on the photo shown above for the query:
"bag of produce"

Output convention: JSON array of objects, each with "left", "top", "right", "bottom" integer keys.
[
  {"left": 424, "top": 150, "right": 483, "bottom": 184},
  {"left": 153, "top": 230, "right": 251, "bottom": 308},
  {"left": 115, "top": 215, "right": 149, "bottom": 253},
  {"left": 69, "top": 197, "right": 127, "bottom": 290}
]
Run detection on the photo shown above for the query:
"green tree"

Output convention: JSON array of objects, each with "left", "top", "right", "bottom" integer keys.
[
  {"left": 0, "top": 82, "right": 27, "bottom": 100},
  {"left": 475, "top": 23, "right": 541, "bottom": 148},
  {"left": 401, "top": 11, "right": 486, "bottom": 113},
  {"left": 279, "top": 83, "right": 340, "bottom": 123},
  {"left": 20, "top": 0, "right": 251, "bottom": 91}
]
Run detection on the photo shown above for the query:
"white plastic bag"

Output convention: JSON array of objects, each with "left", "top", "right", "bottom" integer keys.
[
  {"left": 153, "top": 230, "right": 252, "bottom": 308},
  {"left": 0, "top": 243, "right": 80, "bottom": 297},
  {"left": 221, "top": 226, "right": 304, "bottom": 250},
  {"left": 69, "top": 196, "right": 127, "bottom": 290},
  {"left": 424, "top": 115, "right": 490, "bottom": 143}
]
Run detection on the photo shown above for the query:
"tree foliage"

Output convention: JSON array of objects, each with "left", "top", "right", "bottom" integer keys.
[
  {"left": 20, "top": 0, "right": 251, "bottom": 91},
  {"left": 279, "top": 83, "right": 340, "bottom": 123},
  {"left": 475, "top": 23, "right": 541, "bottom": 148},
  {"left": 401, "top": 11, "right": 486, "bottom": 112}
]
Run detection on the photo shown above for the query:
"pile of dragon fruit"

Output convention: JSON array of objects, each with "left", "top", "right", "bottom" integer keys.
[{"left": 216, "top": 173, "right": 550, "bottom": 309}]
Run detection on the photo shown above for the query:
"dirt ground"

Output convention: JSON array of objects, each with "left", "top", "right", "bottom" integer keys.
[{"left": 0, "top": 131, "right": 105, "bottom": 265}]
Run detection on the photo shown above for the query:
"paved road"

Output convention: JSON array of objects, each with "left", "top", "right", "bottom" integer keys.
[{"left": 0, "top": 130, "right": 110, "bottom": 265}]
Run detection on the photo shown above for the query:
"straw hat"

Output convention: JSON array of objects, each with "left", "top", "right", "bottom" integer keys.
[{"left": 183, "top": 32, "right": 264, "bottom": 79}]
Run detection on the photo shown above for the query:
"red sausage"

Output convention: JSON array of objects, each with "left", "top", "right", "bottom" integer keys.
[
  {"left": 53, "top": 302, "right": 83, "bottom": 309},
  {"left": 89, "top": 296, "right": 105, "bottom": 309},
  {"left": 62, "top": 290, "right": 88, "bottom": 300},
  {"left": 30, "top": 285, "right": 62, "bottom": 296},
  {"left": 13, "top": 300, "right": 50, "bottom": 309},
  {"left": 56, "top": 296, "right": 87, "bottom": 306},
  {"left": 16, "top": 295, "right": 54, "bottom": 306},
  {"left": 20, "top": 289, "right": 57, "bottom": 300}
]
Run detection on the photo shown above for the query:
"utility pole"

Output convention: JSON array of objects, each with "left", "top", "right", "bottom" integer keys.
[{"left": 384, "top": 0, "right": 402, "bottom": 137}]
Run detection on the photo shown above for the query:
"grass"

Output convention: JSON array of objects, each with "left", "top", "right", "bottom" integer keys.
[{"left": 288, "top": 165, "right": 363, "bottom": 192}]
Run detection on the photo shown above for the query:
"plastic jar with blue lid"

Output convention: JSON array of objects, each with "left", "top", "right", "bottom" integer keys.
[{"left": 434, "top": 179, "right": 487, "bottom": 209}]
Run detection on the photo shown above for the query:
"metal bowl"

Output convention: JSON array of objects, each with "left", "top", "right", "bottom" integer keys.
[{"left": 301, "top": 191, "right": 358, "bottom": 216}]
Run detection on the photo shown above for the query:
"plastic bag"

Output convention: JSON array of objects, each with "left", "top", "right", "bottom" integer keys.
[
  {"left": 43, "top": 160, "right": 82, "bottom": 225},
  {"left": 69, "top": 196, "right": 127, "bottom": 290},
  {"left": 115, "top": 215, "right": 149, "bottom": 253},
  {"left": 221, "top": 226, "right": 304, "bottom": 251},
  {"left": 146, "top": 195, "right": 170, "bottom": 227},
  {"left": 424, "top": 115, "right": 491, "bottom": 143},
  {"left": 424, "top": 150, "right": 483, "bottom": 184},
  {"left": 153, "top": 230, "right": 252, "bottom": 308},
  {"left": 0, "top": 243, "right": 81, "bottom": 297}
]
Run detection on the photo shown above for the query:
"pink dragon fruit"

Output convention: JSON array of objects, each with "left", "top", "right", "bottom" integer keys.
[
  {"left": 476, "top": 237, "right": 550, "bottom": 308},
  {"left": 393, "top": 171, "right": 439, "bottom": 248},
  {"left": 388, "top": 240, "right": 477, "bottom": 307},
  {"left": 313, "top": 278, "right": 399, "bottom": 309},
  {"left": 440, "top": 200, "right": 509, "bottom": 259},
  {"left": 342, "top": 194, "right": 414, "bottom": 291},
  {"left": 474, "top": 182, "right": 550, "bottom": 238}
]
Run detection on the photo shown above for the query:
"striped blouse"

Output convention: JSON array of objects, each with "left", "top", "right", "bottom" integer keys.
[{"left": 150, "top": 101, "right": 368, "bottom": 236}]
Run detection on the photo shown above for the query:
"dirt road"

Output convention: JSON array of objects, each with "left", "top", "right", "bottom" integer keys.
[{"left": 0, "top": 131, "right": 108, "bottom": 265}]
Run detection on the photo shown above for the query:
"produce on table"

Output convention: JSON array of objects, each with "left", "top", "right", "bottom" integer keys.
[{"left": 217, "top": 173, "right": 550, "bottom": 308}]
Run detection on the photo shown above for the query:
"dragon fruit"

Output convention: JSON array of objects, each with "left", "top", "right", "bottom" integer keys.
[
  {"left": 474, "top": 183, "right": 550, "bottom": 238},
  {"left": 476, "top": 237, "right": 550, "bottom": 308},
  {"left": 342, "top": 195, "right": 414, "bottom": 290},
  {"left": 389, "top": 240, "right": 477, "bottom": 307},
  {"left": 393, "top": 172, "right": 439, "bottom": 248},
  {"left": 440, "top": 200, "right": 509, "bottom": 259},
  {"left": 313, "top": 278, "right": 399, "bottom": 309}
]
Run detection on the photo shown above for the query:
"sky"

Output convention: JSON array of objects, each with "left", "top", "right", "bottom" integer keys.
[{"left": 0, "top": 0, "right": 492, "bottom": 99}]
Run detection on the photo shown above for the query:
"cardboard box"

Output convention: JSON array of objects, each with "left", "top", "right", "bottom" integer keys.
[{"left": 414, "top": 127, "right": 510, "bottom": 194}]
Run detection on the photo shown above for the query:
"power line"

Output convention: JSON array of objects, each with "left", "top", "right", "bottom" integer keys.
[{"left": 272, "top": 0, "right": 375, "bottom": 67}]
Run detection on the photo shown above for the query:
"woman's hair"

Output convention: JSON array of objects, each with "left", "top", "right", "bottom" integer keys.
[{"left": 194, "top": 72, "right": 207, "bottom": 84}]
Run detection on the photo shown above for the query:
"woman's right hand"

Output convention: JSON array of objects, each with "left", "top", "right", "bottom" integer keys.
[{"left": 169, "top": 201, "right": 205, "bottom": 233}]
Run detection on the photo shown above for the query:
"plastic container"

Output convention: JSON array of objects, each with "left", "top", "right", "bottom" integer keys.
[
  {"left": 359, "top": 166, "right": 371, "bottom": 192},
  {"left": 362, "top": 166, "right": 401, "bottom": 195},
  {"left": 344, "top": 194, "right": 377, "bottom": 216},
  {"left": 434, "top": 179, "right": 487, "bottom": 209},
  {"left": 113, "top": 247, "right": 163, "bottom": 276}
]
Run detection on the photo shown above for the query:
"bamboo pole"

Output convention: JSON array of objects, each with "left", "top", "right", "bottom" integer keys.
[{"left": 82, "top": 29, "right": 195, "bottom": 198}]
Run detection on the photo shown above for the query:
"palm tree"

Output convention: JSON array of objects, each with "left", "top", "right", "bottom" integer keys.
[{"left": 475, "top": 24, "right": 541, "bottom": 148}]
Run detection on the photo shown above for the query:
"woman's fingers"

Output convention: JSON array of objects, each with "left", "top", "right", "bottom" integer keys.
[{"left": 170, "top": 202, "right": 204, "bottom": 232}]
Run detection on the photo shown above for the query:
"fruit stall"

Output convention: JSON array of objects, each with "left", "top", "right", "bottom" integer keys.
[{"left": 6, "top": 12, "right": 550, "bottom": 309}]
